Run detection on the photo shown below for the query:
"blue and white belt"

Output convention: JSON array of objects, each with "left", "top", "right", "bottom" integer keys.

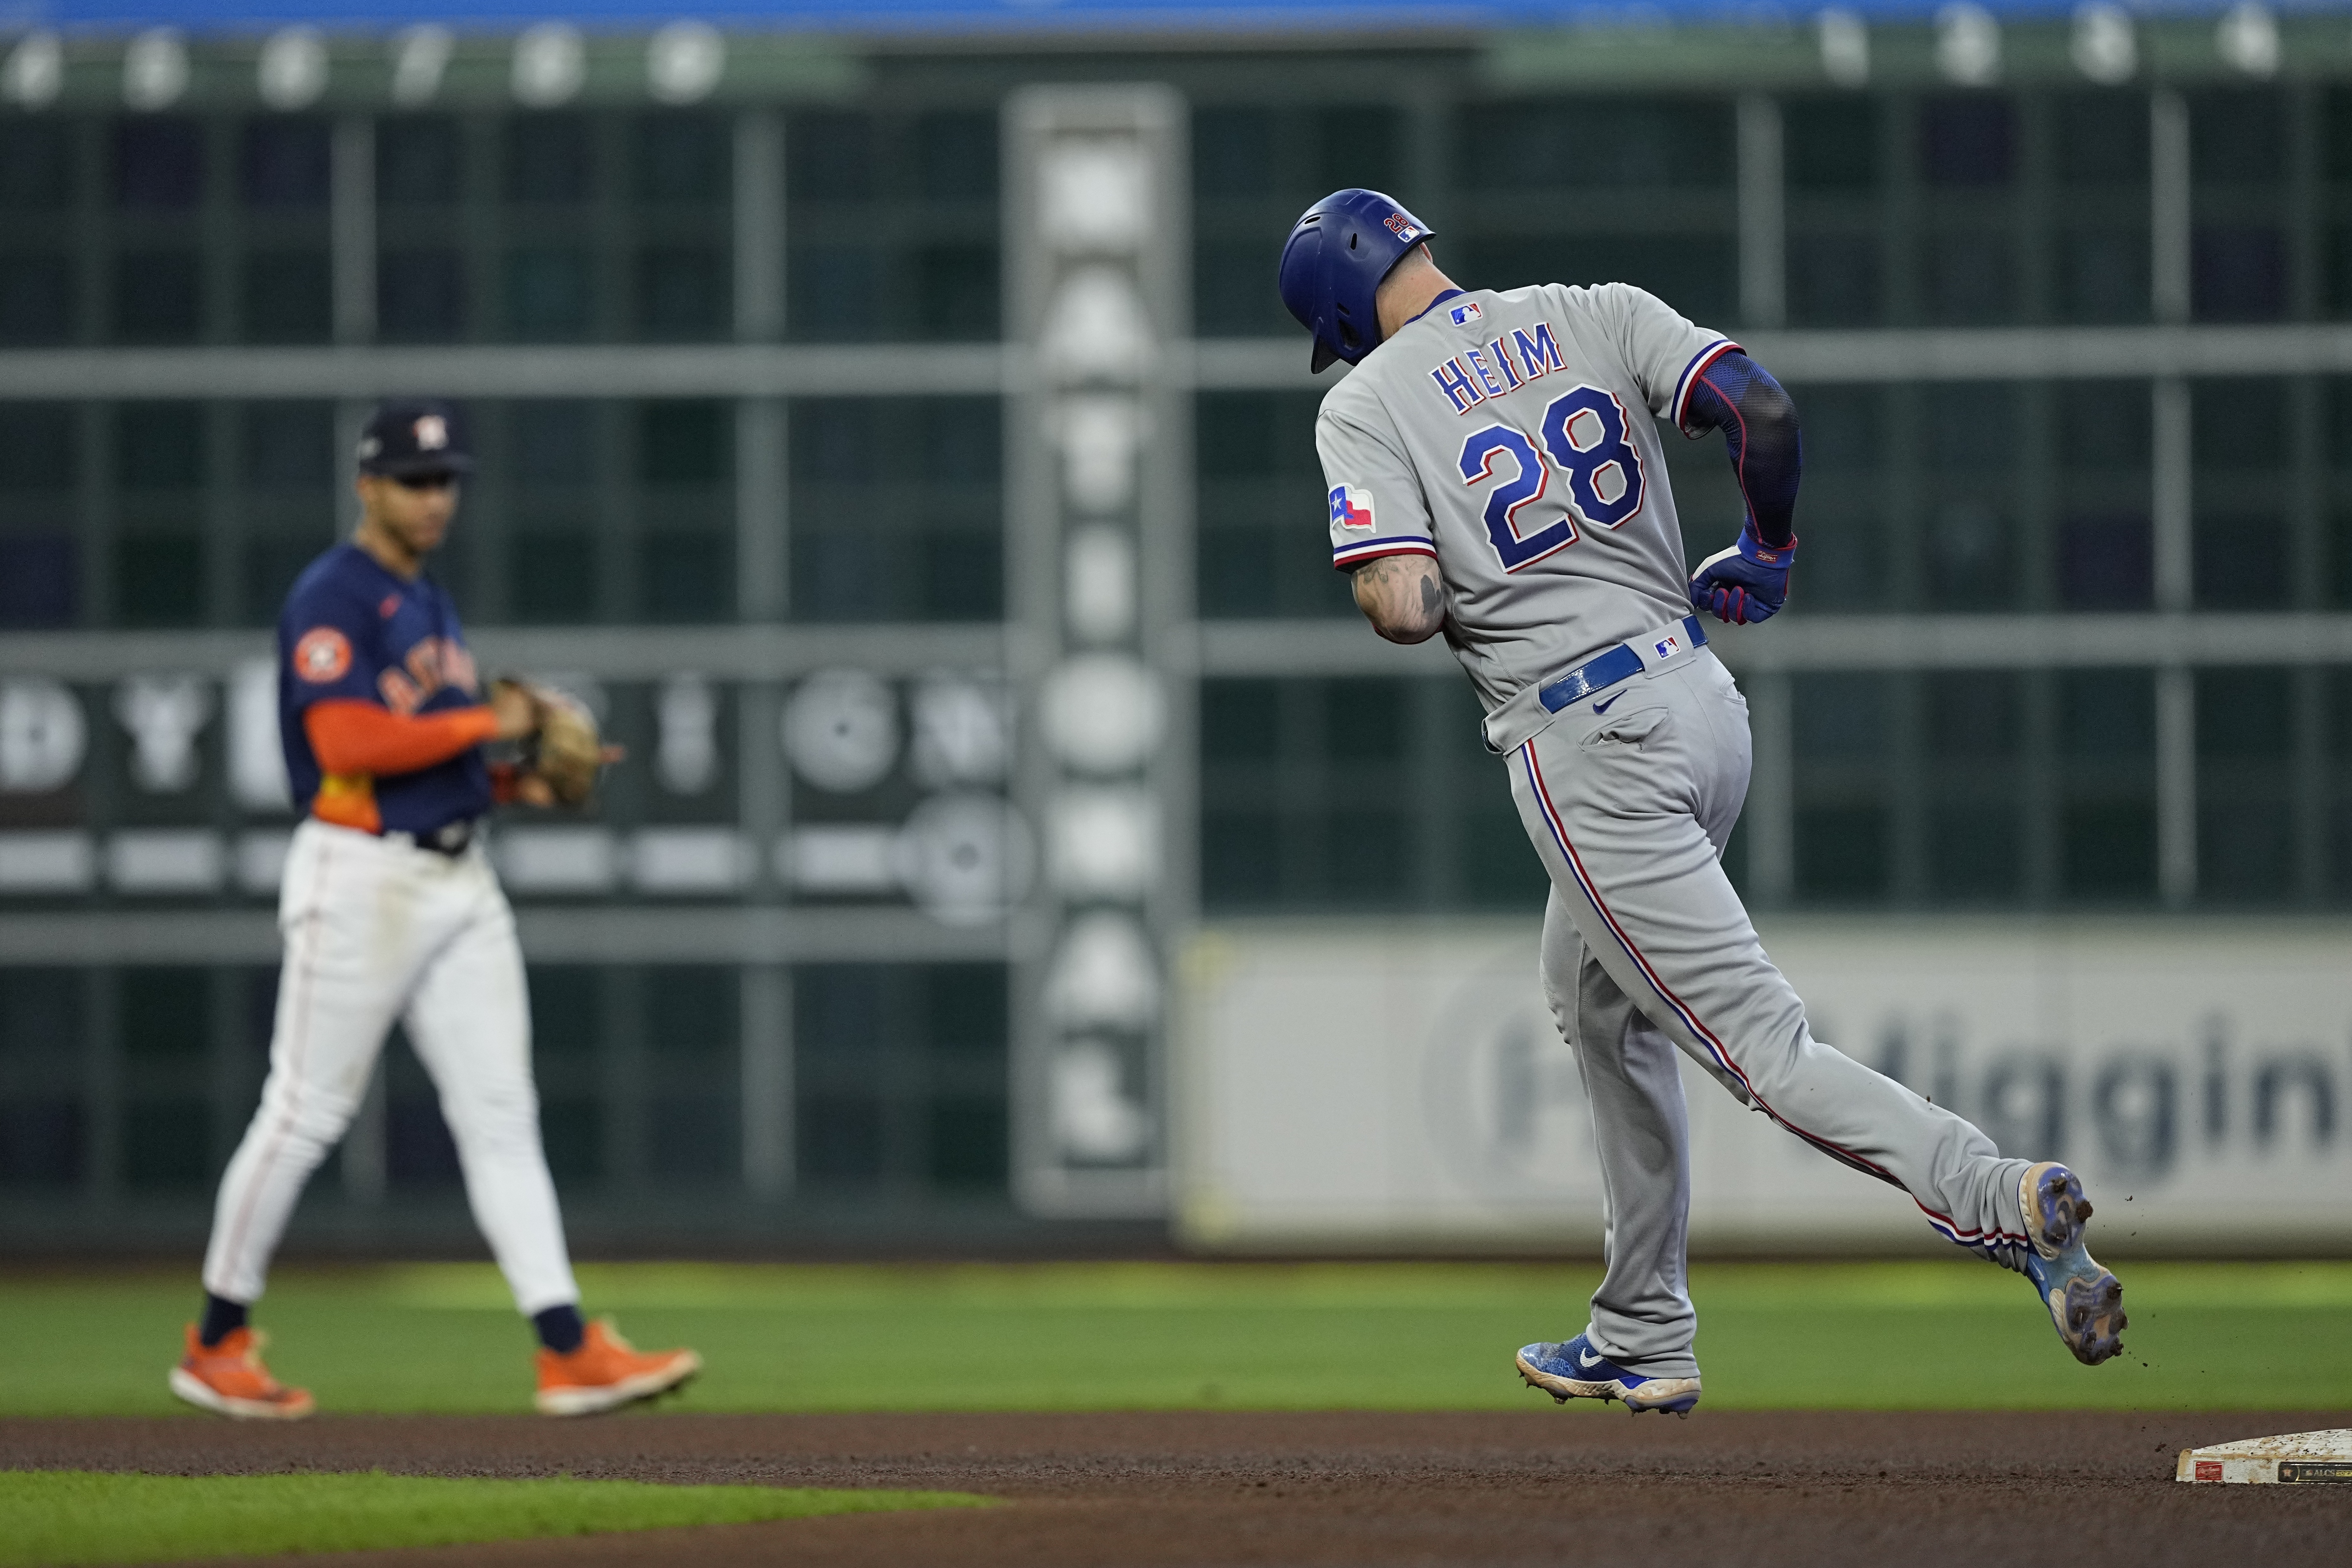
[{"left": 1537, "top": 616, "right": 1709, "bottom": 714}]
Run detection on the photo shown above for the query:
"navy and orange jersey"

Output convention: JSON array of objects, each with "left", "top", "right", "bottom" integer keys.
[{"left": 277, "top": 542, "right": 494, "bottom": 836}]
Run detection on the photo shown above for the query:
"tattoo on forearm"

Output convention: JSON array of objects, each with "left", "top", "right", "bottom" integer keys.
[{"left": 1352, "top": 555, "right": 1445, "bottom": 643}]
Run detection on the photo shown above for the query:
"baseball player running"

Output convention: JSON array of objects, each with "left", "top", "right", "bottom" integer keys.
[
  {"left": 1279, "top": 191, "right": 2125, "bottom": 1414},
  {"left": 170, "top": 401, "right": 698, "bottom": 1420}
]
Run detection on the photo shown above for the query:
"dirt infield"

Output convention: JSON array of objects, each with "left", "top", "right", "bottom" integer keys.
[{"left": 6, "top": 1409, "right": 2349, "bottom": 1566}]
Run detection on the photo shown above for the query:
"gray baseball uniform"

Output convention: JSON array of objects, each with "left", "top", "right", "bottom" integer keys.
[{"left": 1317, "top": 282, "right": 2032, "bottom": 1375}]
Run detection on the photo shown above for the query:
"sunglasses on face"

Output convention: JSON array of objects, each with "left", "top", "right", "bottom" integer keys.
[{"left": 390, "top": 471, "right": 458, "bottom": 492}]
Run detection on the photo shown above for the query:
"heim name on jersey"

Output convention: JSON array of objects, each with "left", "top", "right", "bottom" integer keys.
[{"left": 1314, "top": 280, "right": 1737, "bottom": 735}]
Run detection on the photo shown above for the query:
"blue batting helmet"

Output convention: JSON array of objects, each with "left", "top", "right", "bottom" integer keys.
[{"left": 1277, "top": 188, "right": 1436, "bottom": 373}]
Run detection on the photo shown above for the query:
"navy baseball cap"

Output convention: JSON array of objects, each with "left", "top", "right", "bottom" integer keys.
[{"left": 357, "top": 399, "right": 474, "bottom": 478}]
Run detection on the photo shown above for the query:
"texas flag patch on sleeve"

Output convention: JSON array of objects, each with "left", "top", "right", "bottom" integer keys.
[{"left": 1329, "top": 483, "right": 1375, "bottom": 531}]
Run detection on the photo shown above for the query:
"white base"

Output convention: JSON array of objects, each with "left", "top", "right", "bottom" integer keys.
[{"left": 2176, "top": 1429, "right": 2352, "bottom": 1484}]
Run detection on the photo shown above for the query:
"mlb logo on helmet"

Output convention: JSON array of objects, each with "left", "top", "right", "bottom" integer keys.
[
  {"left": 1449, "top": 300, "right": 1483, "bottom": 326},
  {"left": 1329, "top": 484, "right": 1375, "bottom": 530},
  {"left": 1383, "top": 211, "right": 1423, "bottom": 243}
]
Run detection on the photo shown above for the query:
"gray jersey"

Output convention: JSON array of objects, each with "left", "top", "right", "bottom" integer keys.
[{"left": 1316, "top": 281, "right": 1734, "bottom": 729}]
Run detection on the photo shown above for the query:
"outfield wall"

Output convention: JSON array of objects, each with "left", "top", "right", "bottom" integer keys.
[
  {"left": 1173, "top": 918, "right": 2352, "bottom": 1255},
  {"left": 9, "top": 20, "right": 2352, "bottom": 1248}
]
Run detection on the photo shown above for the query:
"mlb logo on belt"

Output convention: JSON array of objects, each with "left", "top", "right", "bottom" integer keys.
[
  {"left": 1654, "top": 634, "right": 1682, "bottom": 659},
  {"left": 1449, "top": 300, "right": 1483, "bottom": 326},
  {"left": 1329, "top": 484, "right": 1375, "bottom": 531}
]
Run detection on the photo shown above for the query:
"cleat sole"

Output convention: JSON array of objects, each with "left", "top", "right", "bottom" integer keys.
[
  {"left": 2021, "top": 1163, "right": 2126, "bottom": 1366},
  {"left": 168, "top": 1366, "right": 314, "bottom": 1421},
  {"left": 2056, "top": 1272, "right": 2127, "bottom": 1365},
  {"left": 1514, "top": 1348, "right": 1700, "bottom": 1415},
  {"left": 2027, "top": 1163, "right": 2091, "bottom": 1255}
]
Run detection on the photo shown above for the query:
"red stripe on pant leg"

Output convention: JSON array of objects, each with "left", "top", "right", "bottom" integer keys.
[{"left": 1519, "top": 743, "right": 2024, "bottom": 1249}]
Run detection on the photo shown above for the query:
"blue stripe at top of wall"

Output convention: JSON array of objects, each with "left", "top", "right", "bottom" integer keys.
[{"left": 15, "top": 0, "right": 2352, "bottom": 35}]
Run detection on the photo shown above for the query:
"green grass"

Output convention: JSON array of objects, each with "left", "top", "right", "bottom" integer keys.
[
  {"left": 6, "top": 1260, "right": 2351, "bottom": 1416},
  {"left": 0, "top": 1470, "right": 991, "bottom": 1567}
]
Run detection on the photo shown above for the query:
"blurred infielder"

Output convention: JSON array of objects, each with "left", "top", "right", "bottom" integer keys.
[
  {"left": 171, "top": 401, "right": 698, "bottom": 1420},
  {"left": 1278, "top": 191, "right": 2125, "bottom": 1414}
]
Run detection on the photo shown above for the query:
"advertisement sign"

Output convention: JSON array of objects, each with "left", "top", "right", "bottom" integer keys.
[{"left": 1174, "top": 918, "right": 2352, "bottom": 1253}]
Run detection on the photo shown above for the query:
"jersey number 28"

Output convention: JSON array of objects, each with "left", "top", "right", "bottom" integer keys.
[{"left": 1457, "top": 384, "right": 1646, "bottom": 574}]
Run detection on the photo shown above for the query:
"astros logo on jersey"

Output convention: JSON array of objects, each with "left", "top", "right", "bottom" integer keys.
[
  {"left": 293, "top": 627, "right": 352, "bottom": 684},
  {"left": 1329, "top": 484, "right": 1375, "bottom": 530},
  {"left": 377, "top": 636, "right": 479, "bottom": 715}
]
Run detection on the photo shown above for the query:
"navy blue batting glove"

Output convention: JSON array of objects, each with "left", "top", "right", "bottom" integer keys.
[{"left": 1689, "top": 524, "right": 1797, "bottom": 626}]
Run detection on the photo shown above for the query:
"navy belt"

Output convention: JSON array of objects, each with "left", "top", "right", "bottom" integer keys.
[
  {"left": 392, "top": 818, "right": 477, "bottom": 857},
  {"left": 1537, "top": 616, "right": 1709, "bottom": 714}
]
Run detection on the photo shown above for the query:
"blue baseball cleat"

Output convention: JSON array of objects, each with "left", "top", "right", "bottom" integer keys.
[
  {"left": 2020, "top": 1161, "right": 2126, "bottom": 1366},
  {"left": 1515, "top": 1333, "right": 1701, "bottom": 1415}
]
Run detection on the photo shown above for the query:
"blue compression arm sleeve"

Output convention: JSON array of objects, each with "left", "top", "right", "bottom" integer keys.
[{"left": 1680, "top": 351, "right": 1801, "bottom": 549}]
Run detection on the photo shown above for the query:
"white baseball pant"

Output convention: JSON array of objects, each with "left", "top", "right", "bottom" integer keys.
[
  {"left": 1509, "top": 645, "right": 2030, "bottom": 1376},
  {"left": 202, "top": 818, "right": 579, "bottom": 1315}
]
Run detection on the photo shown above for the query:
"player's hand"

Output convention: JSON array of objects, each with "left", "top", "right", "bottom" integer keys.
[
  {"left": 488, "top": 679, "right": 538, "bottom": 741},
  {"left": 510, "top": 743, "right": 626, "bottom": 808},
  {"left": 1689, "top": 524, "right": 1796, "bottom": 626}
]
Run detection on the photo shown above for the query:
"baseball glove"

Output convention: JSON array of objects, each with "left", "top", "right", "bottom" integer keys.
[{"left": 494, "top": 680, "right": 609, "bottom": 808}]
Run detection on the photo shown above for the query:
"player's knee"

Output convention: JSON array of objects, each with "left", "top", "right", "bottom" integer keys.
[
  {"left": 1539, "top": 983, "right": 1577, "bottom": 1046},
  {"left": 446, "top": 1087, "right": 541, "bottom": 1153},
  {"left": 265, "top": 1086, "right": 362, "bottom": 1147},
  {"left": 1737, "top": 1015, "right": 1821, "bottom": 1085}
]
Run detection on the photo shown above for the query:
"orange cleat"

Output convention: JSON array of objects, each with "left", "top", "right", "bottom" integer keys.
[
  {"left": 535, "top": 1317, "right": 701, "bottom": 1417},
  {"left": 169, "top": 1324, "right": 315, "bottom": 1420}
]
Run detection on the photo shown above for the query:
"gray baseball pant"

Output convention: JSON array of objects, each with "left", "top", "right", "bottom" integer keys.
[{"left": 1506, "top": 647, "right": 2030, "bottom": 1376}]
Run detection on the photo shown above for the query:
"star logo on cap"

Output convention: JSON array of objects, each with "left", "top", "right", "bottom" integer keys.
[{"left": 414, "top": 414, "right": 448, "bottom": 451}]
